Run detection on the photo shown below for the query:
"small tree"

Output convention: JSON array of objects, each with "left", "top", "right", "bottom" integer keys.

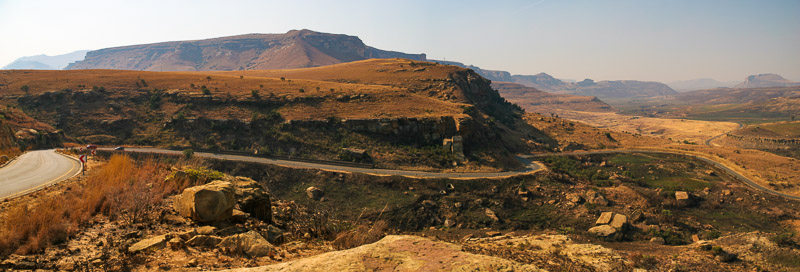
[
  {"left": 280, "top": 77, "right": 285, "bottom": 81},
  {"left": 20, "top": 85, "right": 29, "bottom": 94},
  {"left": 202, "top": 88, "right": 211, "bottom": 95},
  {"left": 206, "top": 76, "right": 212, "bottom": 84},
  {"left": 251, "top": 90, "right": 260, "bottom": 99}
]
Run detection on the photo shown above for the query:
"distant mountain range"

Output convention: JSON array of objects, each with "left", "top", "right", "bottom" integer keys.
[
  {"left": 66, "top": 29, "right": 426, "bottom": 71},
  {"left": 667, "top": 78, "right": 738, "bottom": 92},
  {"left": 734, "top": 73, "right": 800, "bottom": 89},
  {"left": 437, "top": 61, "right": 676, "bottom": 100},
  {"left": 2, "top": 50, "right": 89, "bottom": 70}
]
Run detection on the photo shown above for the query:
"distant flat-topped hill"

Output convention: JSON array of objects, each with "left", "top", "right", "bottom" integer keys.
[
  {"left": 492, "top": 82, "right": 613, "bottom": 114},
  {"left": 66, "top": 30, "right": 426, "bottom": 71},
  {"left": 733, "top": 73, "right": 800, "bottom": 89}
]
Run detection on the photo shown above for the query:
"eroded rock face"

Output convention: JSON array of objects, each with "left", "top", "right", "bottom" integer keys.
[
  {"left": 231, "top": 177, "right": 272, "bottom": 222},
  {"left": 174, "top": 180, "right": 235, "bottom": 222},
  {"left": 218, "top": 231, "right": 274, "bottom": 257}
]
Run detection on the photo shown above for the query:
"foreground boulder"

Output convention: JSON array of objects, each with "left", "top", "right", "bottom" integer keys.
[
  {"left": 232, "top": 176, "right": 272, "bottom": 222},
  {"left": 174, "top": 180, "right": 236, "bottom": 222},
  {"left": 218, "top": 231, "right": 275, "bottom": 257}
]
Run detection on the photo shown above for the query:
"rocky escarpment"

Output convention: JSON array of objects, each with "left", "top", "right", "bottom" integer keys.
[{"left": 67, "top": 29, "right": 426, "bottom": 71}]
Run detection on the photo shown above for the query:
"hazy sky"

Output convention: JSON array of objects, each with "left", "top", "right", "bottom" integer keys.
[{"left": 1, "top": 0, "right": 798, "bottom": 82}]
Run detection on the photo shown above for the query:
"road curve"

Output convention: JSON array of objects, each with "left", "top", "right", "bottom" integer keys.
[
  {"left": 101, "top": 147, "right": 799, "bottom": 201},
  {"left": 705, "top": 122, "right": 744, "bottom": 146},
  {"left": 99, "top": 147, "right": 545, "bottom": 179},
  {"left": 0, "top": 149, "right": 82, "bottom": 200}
]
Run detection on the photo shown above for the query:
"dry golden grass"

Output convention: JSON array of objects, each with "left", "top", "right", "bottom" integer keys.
[
  {"left": 0, "top": 154, "right": 176, "bottom": 256},
  {"left": 0, "top": 59, "right": 469, "bottom": 120},
  {"left": 552, "top": 110, "right": 740, "bottom": 144}
]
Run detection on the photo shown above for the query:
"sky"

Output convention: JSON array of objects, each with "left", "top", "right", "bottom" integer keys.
[{"left": 0, "top": 0, "right": 798, "bottom": 82}]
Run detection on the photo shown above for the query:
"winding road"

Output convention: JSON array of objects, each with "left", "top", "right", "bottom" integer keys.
[
  {"left": 105, "top": 147, "right": 798, "bottom": 201},
  {"left": 3, "top": 146, "right": 796, "bottom": 202},
  {"left": 0, "top": 149, "right": 82, "bottom": 200}
]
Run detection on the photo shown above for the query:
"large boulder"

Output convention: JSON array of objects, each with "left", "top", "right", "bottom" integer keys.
[
  {"left": 609, "top": 214, "right": 627, "bottom": 230},
  {"left": 174, "top": 180, "right": 235, "bottom": 222},
  {"left": 588, "top": 225, "right": 617, "bottom": 237},
  {"left": 232, "top": 177, "right": 272, "bottom": 222},
  {"left": 595, "top": 212, "right": 614, "bottom": 225},
  {"left": 218, "top": 231, "right": 275, "bottom": 257}
]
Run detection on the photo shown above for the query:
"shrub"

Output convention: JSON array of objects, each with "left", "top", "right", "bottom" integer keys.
[
  {"left": 183, "top": 149, "right": 194, "bottom": 159},
  {"left": 0, "top": 155, "right": 170, "bottom": 256}
]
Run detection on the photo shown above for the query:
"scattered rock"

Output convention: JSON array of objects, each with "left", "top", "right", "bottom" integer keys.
[
  {"left": 232, "top": 176, "right": 272, "bottom": 222},
  {"left": 675, "top": 191, "right": 689, "bottom": 201},
  {"left": 485, "top": 208, "right": 499, "bottom": 222},
  {"left": 566, "top": 193, "right": 583, "bottom": 204},
  {"left": 187, "top": 258, "right": 198, "bottom": 267},
  {"left": 421, "top": 200, "right": 437, "bottom": 207},
  {"left": 735, "top": 197, "right": 744, "bottom": 202},
  {"left": 305, "top": 187, "right": 324, "bottom": 201},
  {"left": 218, "top": 231, "right": 275, "bottom": 257},
  {"left": 196, "top": 226, "right": 217, "bottom": 236},
  {"left": 174, "top": 180, "right": 236, "bottom": 222},
  {"left": 444, "top": 218, "right": 456, "bottom": 228},
  {"left": 177, "top": 229, "right": 197, "bottom": 241},
  {"left": 186, "top": 235, "right": 223, "bottom": 247},
  {"left": 691, "top": 234, "right": 700, "bottom": 243},
  {"left": 722, "top": 189, "right": 732, "bottom": 196},
  {"left": 588, "top": 225, "right": 617, "bottom": 237},
  {"left": 231, "top": 209, "right": 249, "bottom": 222},
  {"left": 128, "top": 235, "right": 168, "bottom": 253},
  {"left": 266, "top": 225, "right": 284, "bottom": 244},
  {"left": 715, "top": 251, "right": 737, "bottom": 262},
  {"left": 595, "top": 212, "right": 614, "bottom": 225},
  {"left": 649, "top": 237, "right": 665, "bottom": 245},
  {"left": 485, "top": 231, "right": 502, "bottom": 237},
  {"left": 168, "top": 237, "right": 184, "bottom": 250}
]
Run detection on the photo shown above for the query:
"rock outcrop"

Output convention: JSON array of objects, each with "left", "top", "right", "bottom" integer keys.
[
  {"left": 225, "top": 235, "right": 542, "bottom": 271},
  {"left": 174, "top": 181, "right": 236, "bottom": 222}
]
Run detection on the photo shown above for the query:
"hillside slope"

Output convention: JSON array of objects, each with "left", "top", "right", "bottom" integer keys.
[
  {"left": 2, "top": 50, "right": 89, "bottom": 70},
  {"left": 66, "top": 30, "right": 425, "bottom": 71},
  {"left": 492, "top": 82, "right": 613, "bottom": 114},
  {"left": 2, "top": 59, "right": 553, "bottom": 171}
]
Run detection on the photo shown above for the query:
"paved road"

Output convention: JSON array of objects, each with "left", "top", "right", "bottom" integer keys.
[
  {"left": 0, "top": 149, "right": 82, "bottom": 200},
  {"left": 705, "top": 122, "right": 744, "bottom": 146},
  {"left": 102, "top": 147, "right": 800, "bottom": 201},
  {"left": 100, "top": 147, "right": 545, "bottom": 179}
]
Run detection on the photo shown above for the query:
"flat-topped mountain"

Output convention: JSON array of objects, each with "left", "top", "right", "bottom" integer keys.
[
  {"left": 66, "top": 30, "right": 426, "bottom": 71},
  {"left": 734, "top": 73, "right": 800, "bottom": 89}
]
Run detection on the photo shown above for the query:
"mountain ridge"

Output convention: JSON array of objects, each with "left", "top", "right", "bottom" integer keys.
[{"left": 67, "top": 29, "right": 426, "bottom": 71}]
